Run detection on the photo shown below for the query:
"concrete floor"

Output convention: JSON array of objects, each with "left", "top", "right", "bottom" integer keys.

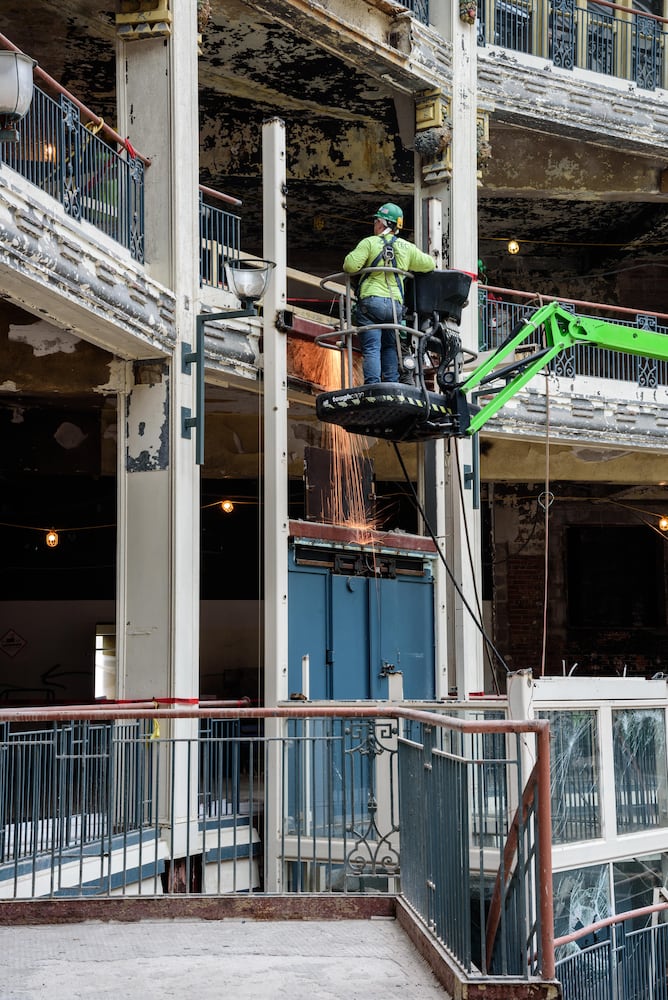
[{"left": 0, "top": 917, "right": 450, "bottom": 999}]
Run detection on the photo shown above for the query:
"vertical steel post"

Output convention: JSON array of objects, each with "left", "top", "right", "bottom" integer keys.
[{"left": 263, "top": 117, "right": 288, "bottom": 892}]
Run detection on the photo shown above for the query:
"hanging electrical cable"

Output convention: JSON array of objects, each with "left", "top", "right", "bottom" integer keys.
[
  {"left": 539, "top": 375, "right": 552, "bottom": 679},
  {"left": 452, "top": 437, "right": 502, "bottom": 695},
  {"left": 391, "top": 442, "right": 510, "bottom": 677}
]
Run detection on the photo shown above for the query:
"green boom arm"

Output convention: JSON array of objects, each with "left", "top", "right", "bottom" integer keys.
[{"left": 457, "top": 302, "right": 668, "bottom": 436}]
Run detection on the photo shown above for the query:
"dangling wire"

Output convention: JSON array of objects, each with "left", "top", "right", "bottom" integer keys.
[
  {"left": 538, "top": 374, "right": 553, "bottom": 678},
  {"left": 391, "top": 442, "right": 510, "bottom": 677},
  {"left": 453, "top": 437, "right": 502, "bottom": 694}
]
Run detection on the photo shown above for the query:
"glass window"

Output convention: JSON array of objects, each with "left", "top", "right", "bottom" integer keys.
[
  {"left": 539, "top": 710, "right": 601, "bottom": 843},
  {"left": 613, "top": 709, "right": 668, "bottom": 834}
]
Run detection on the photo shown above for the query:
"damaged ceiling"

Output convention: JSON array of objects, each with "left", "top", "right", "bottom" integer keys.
[{"left": 3, "top": 0, "right": 668, "bottom": 306}]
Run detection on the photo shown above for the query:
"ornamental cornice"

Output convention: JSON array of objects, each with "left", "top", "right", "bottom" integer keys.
[
  {"left": 482, "top": 383, "right": 668, "bottom": 450},
  {"left": 478, "top": 48, "right": 668, "bottom": 156}
]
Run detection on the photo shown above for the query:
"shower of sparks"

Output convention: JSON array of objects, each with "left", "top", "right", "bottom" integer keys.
[{"left": 319, "top": 351, "right": 381, "bottom": 546}]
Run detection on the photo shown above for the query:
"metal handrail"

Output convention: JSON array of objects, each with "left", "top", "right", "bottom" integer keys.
[
  {"left": 555, "top": 900, "right": 668, "bottom": 948},
  {"left": 0, "top": 33, "right": 243, "bottom": 210},
  {"left": 555, "top": 901, "right": 668, "bottom": 1000},
  {"left": 0, "top": 703, "right": 555, "bottom": 979}
]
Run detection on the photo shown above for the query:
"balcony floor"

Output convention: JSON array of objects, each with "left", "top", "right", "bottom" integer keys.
[{"left": 0, "top": 915, "right": 450, "bottom": 999}]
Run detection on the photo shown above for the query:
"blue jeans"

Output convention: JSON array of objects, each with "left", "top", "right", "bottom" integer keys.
[{"left": 356, "top": 296, "right": 401, "bottom": 384}]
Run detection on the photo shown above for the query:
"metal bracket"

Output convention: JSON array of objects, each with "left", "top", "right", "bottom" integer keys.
[
  {"left": 466, "top": 422, "right": 481, "bottom": 511},
  {"left": 182, "top": 306, "right": 259, "bottom": 465},
  {"left": 181, "top": 321, "right": 205, "bottom": 465}
]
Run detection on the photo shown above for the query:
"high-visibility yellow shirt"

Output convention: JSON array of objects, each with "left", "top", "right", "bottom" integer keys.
[{"left": 343, "top": 234, "right": 435, "bottom": 302}]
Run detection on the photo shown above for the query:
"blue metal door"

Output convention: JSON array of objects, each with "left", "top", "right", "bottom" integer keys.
[
  {"left": 288, "top": 563, "right": 330, "bottom": 699},
  {"left": 331, "top": 574, "right": 371, "bottom": 699},
  {"left": 375, "top": 575, "right": 435, "bottom": 700},
  {"left": 288, "top": 547, "right": 435, "bottom": 702}
]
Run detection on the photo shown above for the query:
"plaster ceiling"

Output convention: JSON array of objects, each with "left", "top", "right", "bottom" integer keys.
[{"left": 2, "top": 1, "right": 668, "bottom": 302}]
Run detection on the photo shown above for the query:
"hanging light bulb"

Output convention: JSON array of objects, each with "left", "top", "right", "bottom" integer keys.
[
  {"left": 507, "top": 239, "right": 520, "bottom": 255},
  {"left": 659, "top": 516, "right": 668, "bottom": 532},
  {"left": 220, "top": 500, "right": 235, "bottom": 514},
  {"left": 45, "top": 529, "right": 59, "bottom": 548}
]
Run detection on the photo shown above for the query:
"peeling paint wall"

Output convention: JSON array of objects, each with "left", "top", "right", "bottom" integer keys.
[{"left": 126, "top": 365, "right": 170, "bottom": 472}]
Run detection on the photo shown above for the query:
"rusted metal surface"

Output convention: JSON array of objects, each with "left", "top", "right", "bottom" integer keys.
[
  {"left": 536, "top": 725, "right": 556, "bottom": 980},
  {"left": 199, "top": 183, "right": 243, "bottom": 208},
  {"left": 0, "top": 894, "right": 396, "bottom": 926},
  {"left": 289, "top": 519, "right": 438, "bottom": 552},
  {"left": 0, "top": 705, "right": 551, "bottom": 735},
  {"left": 554, "top": 899, "right": 668, "bottom": 948}
]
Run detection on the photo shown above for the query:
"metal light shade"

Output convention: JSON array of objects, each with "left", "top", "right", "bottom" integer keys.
[
  {"left": 0, "top": 51, "right": 35, "bottom": 119},
  {"left": 225, "top": 258, "right": 275, "bottom": 303}
]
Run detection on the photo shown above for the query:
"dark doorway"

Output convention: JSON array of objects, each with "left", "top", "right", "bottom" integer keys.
[{"left": 567, "top": 525, "right": 664, "bottom": 628}]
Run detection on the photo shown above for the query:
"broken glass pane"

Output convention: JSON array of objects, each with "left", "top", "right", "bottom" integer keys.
[
  {"left": 613, "top": 852, "right": 668, "bottom": 931},
  {"left": 539, "top": 710, "right": 601, "bottom": 843},
  {"left": 554, "top": 863, "right": 611, "bottom": 943},
  {"left": 613, "top": 709, "right": 668, "bottom": 834}
]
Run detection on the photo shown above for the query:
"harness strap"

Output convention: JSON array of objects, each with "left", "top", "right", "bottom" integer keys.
[{"left": 359, "top": 235, "right": 403, "bottom": 300}]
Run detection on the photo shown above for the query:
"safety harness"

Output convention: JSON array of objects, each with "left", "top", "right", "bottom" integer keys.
[
  {"left": 357, "top": 234, "right": 403, "bottom": 301},
  {"left": 353, "top": 232, "right": 414, "bottom": 382}
]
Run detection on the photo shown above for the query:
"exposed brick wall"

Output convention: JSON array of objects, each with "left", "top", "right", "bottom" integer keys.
[{"left": 495, "top": 553, "right": 546, "bottom": 672}]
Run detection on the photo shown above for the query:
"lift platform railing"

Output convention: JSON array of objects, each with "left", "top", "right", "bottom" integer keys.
[
  {"left": 314, "top": 268, "right": 476, "bottom": 444},
  {"left": 0, "top": 704, "right": 555, "bottom": 983},
  {"left": 316, "top": 268, "right": 415, "bottom": 390}
]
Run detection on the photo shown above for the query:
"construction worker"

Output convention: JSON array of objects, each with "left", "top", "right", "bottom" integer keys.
[{"left": 343, "top": 203, "right": 435, "bottom": 384}]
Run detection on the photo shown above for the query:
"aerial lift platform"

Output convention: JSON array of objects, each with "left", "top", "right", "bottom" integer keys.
[{"left": 315, "top": 268, "right": 668, "bottom": 443}]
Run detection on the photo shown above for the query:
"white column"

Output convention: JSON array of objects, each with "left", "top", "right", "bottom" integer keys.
[
  {"left": 115, "top": 3, "right": 200, "bottom": 703},
  {"left": 116, "top": 4, "right": 200, "bottom": 856},
  {"left": 421, "top": 197, "right": 449, "bottom": 698},
  {"left": 263, "top": 118, "right": 289, "bottom": 709},
  {"left": 429, "top": 6, "right": 484, "bottom": 697},
  {"left": 262, "top": 118, "right": 288, "bottom": 893}
]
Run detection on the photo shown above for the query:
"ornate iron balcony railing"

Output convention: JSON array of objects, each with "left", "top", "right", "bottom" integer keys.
[
  {"left": 479, "top": 285, "right": 668, "bottom": 388},
  {"left": 393, "top": 0, "right": 430, "bottom": 25},
  {"left": 1, "top": 83, "right": 145, "bottom": 262},
  {"left": 478, "top": 0, "right": 666, "bottom": 91}
]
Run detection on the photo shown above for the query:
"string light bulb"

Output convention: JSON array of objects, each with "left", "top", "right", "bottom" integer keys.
[
  {"left": 45, "top": 529, "right": 59, "bottom": 548},
  {"left": 220, "top": 500, "right": 235, "bottom": 514},
  {"left": 659, "top": 516, "right": 668, "bottom": 532},
  {"left": 507, "top": 239, "right": 520, "bottom": 255}
]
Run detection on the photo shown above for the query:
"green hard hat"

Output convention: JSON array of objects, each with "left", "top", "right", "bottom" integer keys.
[{"left": 374, "top": 203, "right": 403, "bottom": 230}]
